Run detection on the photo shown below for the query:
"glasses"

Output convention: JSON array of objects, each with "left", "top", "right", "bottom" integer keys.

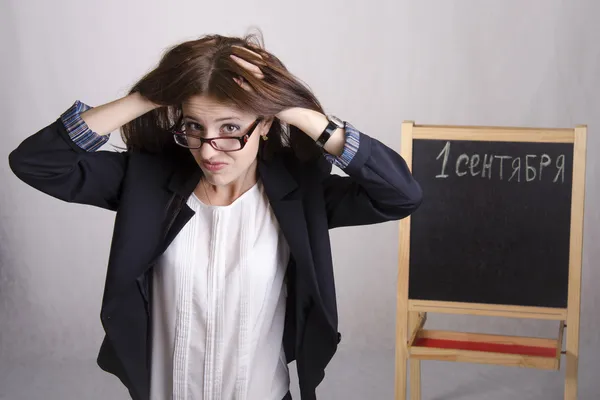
[{"left": 172, "top": 117, "right": 263, "bottom": 151}]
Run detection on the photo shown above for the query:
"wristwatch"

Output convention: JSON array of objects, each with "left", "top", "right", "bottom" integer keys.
[{"left": 316, "top": 115, "right": 344, "bottom": 148}]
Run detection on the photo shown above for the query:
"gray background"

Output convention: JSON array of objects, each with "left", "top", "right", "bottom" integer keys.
[{"left": 1, "top": 0, "right": 598, "bottom": 399}]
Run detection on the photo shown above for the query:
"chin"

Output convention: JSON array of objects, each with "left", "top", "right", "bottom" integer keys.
[{"left": 202, "top": 170, "right": 234, "bottom": 187}]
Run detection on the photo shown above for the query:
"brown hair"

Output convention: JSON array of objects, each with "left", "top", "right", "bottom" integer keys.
[{"left": 122, "top": 31, "right": 324, "bottom": 162}]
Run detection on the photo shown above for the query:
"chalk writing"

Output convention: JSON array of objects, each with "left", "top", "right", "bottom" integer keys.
[{"left": 435, "top": 141, "right": 565, "bottom": 183}]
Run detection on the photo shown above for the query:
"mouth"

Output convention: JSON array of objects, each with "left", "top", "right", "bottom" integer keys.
[{"left": 202, "top": 161, "right": 228, "bottom": 172}]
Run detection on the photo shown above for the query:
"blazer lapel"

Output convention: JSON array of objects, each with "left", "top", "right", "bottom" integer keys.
[
  {"left": 162, "top": 163, "right": 202, "bottom": 251},
  {"left": 126, "top": 156, "right": 202, "bottom": 286},
  {"left": 258, "top": 155, "right": 317, "bottom": 292}
]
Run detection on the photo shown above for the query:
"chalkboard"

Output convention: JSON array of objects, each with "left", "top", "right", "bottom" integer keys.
[{"left": 408, "top": 139, "right": 574, "bottom": 308}]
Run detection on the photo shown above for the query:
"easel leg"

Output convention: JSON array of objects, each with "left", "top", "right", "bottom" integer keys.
[
  {"left": 564, "top": 320, "right": 579, "bottom": 399},
  {"left": 409, "top": 359, "right": 421, "bottom": 400},
  {"left": 395, "top": 344, "right": 408, "bottom": 400},
  {"left": 564, "top": 351, "right": 578, "bottom": 400},
  {"left": 395, "top": 307, "right": 411, "bottom": 400},
  {"left": 407, "top": 311, "right": 422, "bottom": 400},
  {"left": 564, "top": 125, "right": 585, "bottom": 398}
]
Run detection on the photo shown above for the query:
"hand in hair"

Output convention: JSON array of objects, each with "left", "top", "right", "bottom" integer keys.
[
  {"left": 229, "top": 45, "right": 346, "bottom": 157},
  {"left": 230, "top": 46, "right": 265, "bottom": 88}
]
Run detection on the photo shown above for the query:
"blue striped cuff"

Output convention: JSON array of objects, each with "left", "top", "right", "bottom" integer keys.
[
  {"left": 324, "top": 122, "right": 360, "bottom": 170},
  {"left": 60, "top": 100, "right": 109, "bottom": 152}
]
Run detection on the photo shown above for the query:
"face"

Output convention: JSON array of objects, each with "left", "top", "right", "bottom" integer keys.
[{"left": 180, "top": 95, "right": 272, "bottom": 187}]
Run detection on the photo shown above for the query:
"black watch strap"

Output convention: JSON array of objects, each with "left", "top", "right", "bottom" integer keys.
[{"left": 316, "top": 120, "right": 338, "bottom": 148}]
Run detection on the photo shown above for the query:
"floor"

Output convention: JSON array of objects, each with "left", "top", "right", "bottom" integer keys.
[{"left": 0, "top": 349, "right": 572, "bottom": 400}]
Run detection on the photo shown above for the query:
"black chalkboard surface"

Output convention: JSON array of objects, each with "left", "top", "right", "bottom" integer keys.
[{"left": 408, "top": 139, "right": 574, "bottom": 308}]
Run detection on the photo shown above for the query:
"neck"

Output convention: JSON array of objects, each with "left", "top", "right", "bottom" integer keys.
[{"left": 199, "top": 160, "right": 258, "bottom": 206}]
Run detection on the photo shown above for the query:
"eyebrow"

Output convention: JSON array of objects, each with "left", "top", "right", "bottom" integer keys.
[{"left": 182, "top": 115, "right": 242, "bottom": 123}]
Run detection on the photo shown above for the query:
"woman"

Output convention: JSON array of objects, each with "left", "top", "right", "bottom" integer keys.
[{"left": 8, "top": 33, "right": 422, "bottom": 400}]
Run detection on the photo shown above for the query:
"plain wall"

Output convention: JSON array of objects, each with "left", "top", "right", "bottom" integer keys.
[{"left": 1, "top": 0, "right": 599, "bottom": 399}]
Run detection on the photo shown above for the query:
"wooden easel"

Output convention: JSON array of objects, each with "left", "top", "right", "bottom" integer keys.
[{"left": 394, "top": 122, "right": 587, "bottom": 400}]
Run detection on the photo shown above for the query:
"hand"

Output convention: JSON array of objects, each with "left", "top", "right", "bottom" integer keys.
[
  {"left": 229, "top": 48, "right": 316, "bottom": 127},
  {"left": 230, "top": 46, "right": 346, "bottom": 156},
  {"left": 230, "top": 45, "right": 265, "bottom": 83},
  {"left": 134, "top": 92, "right": 162, "bottom": 111}
]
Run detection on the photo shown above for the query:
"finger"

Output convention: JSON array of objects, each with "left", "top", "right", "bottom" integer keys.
[
  {"left": 231, "top": 45, "right": 265, "bottom": 63},
  {"left": 230, "top": 55, "right": 264, "bottom": 79},
  {"left": 230, "top": 54, "right": 264, "bottom": 77},
  {"left": 230, "top": 45, "right": 267, "bottom": 69},
  {"left": 233, "top": 76, "right": 253, "bottom": 92}
]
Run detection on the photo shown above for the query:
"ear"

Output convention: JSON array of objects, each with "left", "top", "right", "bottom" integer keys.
[{"left": 260, "top": 117, "right": 274, "bottom": 136}]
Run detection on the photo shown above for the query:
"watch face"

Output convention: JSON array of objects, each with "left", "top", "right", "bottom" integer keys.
[{"left": 327, "top": 115, "right": 344, "bottom": 128}]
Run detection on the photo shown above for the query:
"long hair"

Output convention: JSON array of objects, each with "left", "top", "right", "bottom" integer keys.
[{"left": 122, "top": 31, "right": 324, "bottom": 162}]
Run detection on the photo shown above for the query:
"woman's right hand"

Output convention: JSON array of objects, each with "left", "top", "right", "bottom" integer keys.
[{"left": 80, "top": 92, "right": 160, "bottom": 136}]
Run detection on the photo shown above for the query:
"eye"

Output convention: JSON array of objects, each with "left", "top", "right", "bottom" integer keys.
[
  {"left": 222, "top": 124, "right": 240, "bottom": 134},
  {"left": 184, "top": 121, "right": 202, "bottom": 132}
]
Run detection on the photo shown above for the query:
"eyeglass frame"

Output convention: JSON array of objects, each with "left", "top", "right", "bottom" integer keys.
[{"left": 171, "top": 117, "right": 264, "bottom": 151}]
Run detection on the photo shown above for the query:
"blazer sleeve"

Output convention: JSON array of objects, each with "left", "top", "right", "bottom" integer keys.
[
  {"left": 8, "top": 101, "right": 127, "bottom": 211},
  {"left": 322, "top": 123, "right": 422, "bottom": 229}
]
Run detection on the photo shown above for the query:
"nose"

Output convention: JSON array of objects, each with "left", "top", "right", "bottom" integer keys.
[{"left": 197, "top": 139, "right": 220, "bottom": 159}]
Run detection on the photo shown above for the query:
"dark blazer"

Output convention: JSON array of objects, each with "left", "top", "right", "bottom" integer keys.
[{"left": 8, "top": 118, "right": 422, "bottom": 400}]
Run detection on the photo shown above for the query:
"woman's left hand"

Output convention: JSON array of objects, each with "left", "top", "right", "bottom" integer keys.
[
  {"left": 230, "top": 46, "right": 346, "bottom": 156},
  {"left": 229, "top": 46, "right": 300, "bottom": 126}
]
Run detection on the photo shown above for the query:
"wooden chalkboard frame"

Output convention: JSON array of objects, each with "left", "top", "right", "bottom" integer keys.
[{"left": 394, "top": 122, "right": 587, "bottom": 400}]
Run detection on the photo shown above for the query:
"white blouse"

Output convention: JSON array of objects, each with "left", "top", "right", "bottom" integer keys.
[{"left": 150, "top": 181, "right": 291, "bottom": 400}]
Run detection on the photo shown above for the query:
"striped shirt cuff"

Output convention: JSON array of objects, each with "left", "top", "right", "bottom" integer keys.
[
  {"left": 60, "top": 100, "right": 109, "bottom": 152},
  {"left": 324, "top": 122, "right": 360, "bottom": 170}
]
